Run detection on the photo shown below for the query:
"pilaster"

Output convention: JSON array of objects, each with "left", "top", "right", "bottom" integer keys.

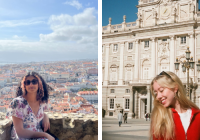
[
  {"left": 128, "top": 88, "right": 133, "bottom": 118},
  {"left": 134, "top": 40, "right": 139, "bottom": 81},
  {"left": 151, "top": 37, "right": 156, "bottom": 78},
  {"left": 170, "top": 35, "right": 175, "bottom": 72},
  {"left": 103, "top": 44, "right": 110, "bottom": 86},
  {"left": 135, "top": 90, "right": 139, "bottom": 119},
  {"left": 118, "top": 42, "right": 125, "bottom": 85},
  {"left": 147, "top": 85, "right": 151, "bottom": 113}
]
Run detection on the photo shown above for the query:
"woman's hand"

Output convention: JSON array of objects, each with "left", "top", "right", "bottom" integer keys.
[
  {"left": 45, "top": 133, "right": 55, "bottom": 140},
  {"left": 42, "top": 113, "right": 50, "bottom": 132}
]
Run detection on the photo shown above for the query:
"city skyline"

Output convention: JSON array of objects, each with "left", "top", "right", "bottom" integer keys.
[{"left": 0, "top": 0, "right": 98, "bottom": 62}]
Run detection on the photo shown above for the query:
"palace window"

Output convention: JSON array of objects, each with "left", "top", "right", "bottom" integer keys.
[
  {"left": 128, "top": 43, "right": 133, "bottom": 50},
  {"left": 181, "top": 36, "right": 186, "bottom": 44},
  {"left": 125, "top": 99, "right": 130, "bottom": 109},
  {"left": 162, "top": 39, "right": 167, "bottom": 41},
  {"left": 110, "top": 89, "right": 115, "bottom": 93},
  {"left": 113, "top": 44, "right": 118, "bottom": 52},
  {"left": 144, "top": 41, "right": 149, "bottom": 48},
  {"left": 126, "top": 89, "right": 130, "bottom": 93},
  {"left": 110, "top": 99, "right": 114, "bottom": 109},
  {"left": 143, "top": 67, "right": 150, "bottom": 79}
]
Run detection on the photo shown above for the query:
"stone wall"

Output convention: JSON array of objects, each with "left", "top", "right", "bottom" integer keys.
[{"left": 0, "top": 112, "right": 98, "bottom": 140}]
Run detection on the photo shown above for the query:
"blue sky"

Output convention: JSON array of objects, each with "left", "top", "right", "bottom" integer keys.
[
  {"left": 102, "top": 0, "right": 138, "bottom": 26},
  {"left": 0, "top": 0, "right": 98, "bottom": 63}
]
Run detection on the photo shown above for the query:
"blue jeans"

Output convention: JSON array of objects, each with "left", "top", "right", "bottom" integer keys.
[{"left": 119, "top": 121, "right": 122, "bottom": 126}]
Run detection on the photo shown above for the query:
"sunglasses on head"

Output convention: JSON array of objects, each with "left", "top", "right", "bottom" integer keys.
[
  {"left": 24, "top": 79, "right": 38, "bottom": 85},
  {"left": 159, "top": 71, "right": 174, "bottom": 81}
]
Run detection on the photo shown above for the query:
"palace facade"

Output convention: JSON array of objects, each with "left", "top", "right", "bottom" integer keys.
[{"left": 102, "top": 0, "right": 200, "bottom": 119}]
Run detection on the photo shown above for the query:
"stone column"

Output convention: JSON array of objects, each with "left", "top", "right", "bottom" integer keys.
[
  {"left": 189, "top": 33, "right": 195, "bottom": 78},
  {"left": 134, "top": 40, "right": 139, "bottom": 81},
  {"left": 147, "top": 85, "right": 151, "bottom": 113},
  {"left": 135, "top": 90, "right": 139, "bottom": 119},
  {"left": 103, "top": 44, "right": 110, "bottom": 86},
  {"left": 128, "top": 88, "right": 133, "bottom": 118},
  {"left": 118, "top": 42, "right": 125, "bottom": 85},
  {"left": 151, "top": 37, "right": 156, "bottom": 78},
  {"left": 170, "top": 35, "right": 175, "bottom": 72}
]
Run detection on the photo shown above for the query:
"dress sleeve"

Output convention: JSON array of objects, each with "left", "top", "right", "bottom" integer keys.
[{"left": 6, "top": 98, "right": 24, "bottom": 120}]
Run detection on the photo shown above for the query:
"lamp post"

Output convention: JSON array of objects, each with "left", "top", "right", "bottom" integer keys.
[{"left": 174, "top": 47, "right": 200, "bottom": 99}]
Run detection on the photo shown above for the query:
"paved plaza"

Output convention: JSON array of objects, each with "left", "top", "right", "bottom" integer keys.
[{"left": 102, "top": 118, "right": 151, "bottom": 140}]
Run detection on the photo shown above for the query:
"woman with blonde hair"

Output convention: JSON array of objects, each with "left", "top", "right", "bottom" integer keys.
[{"left": 150, "top": 71, "right": 200, "bottom": 140}]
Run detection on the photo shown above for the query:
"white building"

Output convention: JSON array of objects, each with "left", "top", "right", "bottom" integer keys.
[
  {"left": 78, "top": 91, "right": 98, "bottom": 104},
  {"left": 102, "top": 0, "right": 200, "bottom": 119}
]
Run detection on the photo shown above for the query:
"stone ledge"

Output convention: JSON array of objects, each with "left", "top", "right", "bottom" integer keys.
[{"left": 0, "top": 113, "right": 98, "bottom": 140}]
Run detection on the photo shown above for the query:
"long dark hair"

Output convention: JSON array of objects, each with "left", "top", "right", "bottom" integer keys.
[{"left": 16, "top": 71, "right": 50, "bottom": 103}]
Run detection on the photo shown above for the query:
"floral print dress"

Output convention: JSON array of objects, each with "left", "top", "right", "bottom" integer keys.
[{"left": 6, "top": 96, "right": 49, "bottom": 140}]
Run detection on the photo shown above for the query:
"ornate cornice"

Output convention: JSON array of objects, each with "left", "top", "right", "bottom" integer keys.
[
  {"left": 120, "top": 42, "right": 125, "bottom": 45},
  {"left": 150, "top": 37, "right": 156, "bottom": 41},
  {"left": 105, "top": 43, "right": 111, "bottom": 47},
  {"left": 188, "top": 32, "right": 194, "bottom": 38},
  {"left": 135, "top": 39, "right": 139, "bottom": 43},
  {"left": 137, "top": 0, "right": 161, "bottom": 8},
  {"left": 169, "top": 35, "right": 175, "bottom": 39}
]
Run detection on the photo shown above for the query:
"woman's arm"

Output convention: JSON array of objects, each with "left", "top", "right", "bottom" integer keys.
[
  {"left": 12, "top": 116, "right": 54, "bottom": 140},
  {"left": 42, "top": 113, "right": 50, "bottom": 132}
]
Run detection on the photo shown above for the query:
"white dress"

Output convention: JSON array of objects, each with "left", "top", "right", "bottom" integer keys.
[{"left": 6, "top": 96, "right": 48, "bottom": 140}]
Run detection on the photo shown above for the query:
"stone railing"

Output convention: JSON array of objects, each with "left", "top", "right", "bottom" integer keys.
[
  {"left": 139, "top": 0, "right": 154, "bottom": 4},
  {"left": 102, "top": 21, "right": 137, "bottom": 34},
  {"left": 123, "top": 81, "right": 130, "bottom": 85},
  {"left": 0, "top": 112, "right": 98, "bottom": 140},
  {"left": 108, "top": 81, "right": 118, "bottom": 85}
]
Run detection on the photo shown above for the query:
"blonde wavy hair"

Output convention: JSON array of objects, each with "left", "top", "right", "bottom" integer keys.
[{"left": 150, "top": 71, "right": 198, "bottom": 140}]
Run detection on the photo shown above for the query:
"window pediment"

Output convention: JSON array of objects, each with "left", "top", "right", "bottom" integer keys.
[
  {"left": 110, "top": 64, "right": 119, "bottom": 68},
  {"left": 125, "top": 64, "right": 134, "bottom": 67}
]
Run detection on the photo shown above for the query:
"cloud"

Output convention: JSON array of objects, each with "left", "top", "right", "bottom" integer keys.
[
  {"left": 39, "top": 7, "right": 98, "bottom": 49},
  {"left": 0, "top": 6, "right": 98, "bottom": 62},
  {"left": 0, "top": 39, "right": 97, "bottom": 62},
  {"left": 0, "top": 17, "right": 46, "bottom": 28},
  {"left": 12, "top": 35, "right": 27, "bottom": 40},
  {"left": 64, "top": 0, "right": 82, "bottom": 10}
]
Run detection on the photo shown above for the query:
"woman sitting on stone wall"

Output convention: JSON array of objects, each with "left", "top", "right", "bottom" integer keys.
[
  {"left": 150, "top": 71, "right": 200, "bottom": 140},
  {"left": 6, "top": 71, "right": 55, "bottom": 140}
]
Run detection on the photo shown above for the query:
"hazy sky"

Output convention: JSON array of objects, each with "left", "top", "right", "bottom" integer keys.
[
  {"left": 102, "top": 0, "right": 138, "bottom": 26},
  {"left": 0, "top": 0, "right": 98, "bottom": 63}
]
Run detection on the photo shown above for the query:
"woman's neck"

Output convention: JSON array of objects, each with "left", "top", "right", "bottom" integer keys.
[
  {"left": 24, "top": 92, "right": 37, "bottom": 103},
  {"left": 173, "top": 100, "right": 187, "bottom": 113}
]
